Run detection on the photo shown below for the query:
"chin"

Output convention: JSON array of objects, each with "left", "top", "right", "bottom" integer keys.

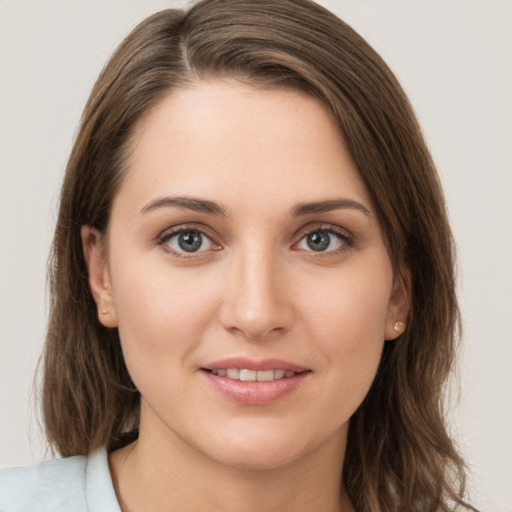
[
  {"left": 190, "top": 419, "right": 345, "bottom": 472},
  {"left": 208, "top": 439, "right": 310, "bottom": 471}
]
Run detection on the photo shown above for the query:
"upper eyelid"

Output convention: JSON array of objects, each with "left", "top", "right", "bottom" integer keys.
[
  {"left": 157, "top": 223, "right": 217, "bottom": 243},
  {"left": 291, "top": 222, "right": 352, "bottom": 241}
]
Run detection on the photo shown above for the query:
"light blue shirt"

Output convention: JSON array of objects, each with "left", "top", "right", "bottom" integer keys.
[{"left": 0, "top": 449, "right": 121, "bottom": 511}]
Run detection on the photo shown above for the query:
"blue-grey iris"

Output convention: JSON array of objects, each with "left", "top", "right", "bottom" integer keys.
[
  {"left": 307, "top": 231, "right": 330, "bottom": 251},
  {"left": 178, "top": 231, "right": 203, "bottom": 252}
]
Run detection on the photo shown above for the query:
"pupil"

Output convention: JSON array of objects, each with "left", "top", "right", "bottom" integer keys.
[
  {"left": 307, "top": 231, "right": 330, "bottom": 251},
  {"left": 178, "top": 231, "right": 202, "bottom": 252}
]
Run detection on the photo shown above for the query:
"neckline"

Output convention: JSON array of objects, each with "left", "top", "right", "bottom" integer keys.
[{"left": 85, "top": 449, "right": 122, "bottom": 512}]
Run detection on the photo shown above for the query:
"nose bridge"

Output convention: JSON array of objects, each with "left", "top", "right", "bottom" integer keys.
[{"left": 221, "top": 240, "right": 291, "bottom": 339}]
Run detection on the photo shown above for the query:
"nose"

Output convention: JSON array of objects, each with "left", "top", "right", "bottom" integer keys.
[{"left": 219, "top": 247, "right": 294, "bottom": 341}]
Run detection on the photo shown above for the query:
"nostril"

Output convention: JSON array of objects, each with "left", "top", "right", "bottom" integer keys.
[{"left": 227, "top": 325, "right": 286, "bottom": 342}]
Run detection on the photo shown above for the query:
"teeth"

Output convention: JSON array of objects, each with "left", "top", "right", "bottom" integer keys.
[
  {"left": 226, "top": 368, "right": 240, "bottom": 379},
  {"left": 274, "top": 369, "right": 285, "bottom": 379},
  {"left": 210, "top": 368, "right": 299, "bottom": 381},
  {"left": 239, "top": 369, "right": 257, "bottom": 381},
  {"left": 256, "top": 369, "right": 274, "bottom": 382}
]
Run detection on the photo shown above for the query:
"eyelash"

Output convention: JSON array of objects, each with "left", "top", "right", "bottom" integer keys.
[
  {"left": 157, "top": 224, "right": 220, "bottom": 259},
  {"left": 156, "top": 223, "right": 353, "bottom": 258},
  {"left": 293, "top": 223, "right": 353, "bottom": 257}
]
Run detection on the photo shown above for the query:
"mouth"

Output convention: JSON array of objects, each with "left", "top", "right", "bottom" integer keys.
[
  {"left": 202, "top": 368, "right": 308, "bottom": 382},
  {"left": 200, "top": 358, "right": 311, "bottom": 405}
]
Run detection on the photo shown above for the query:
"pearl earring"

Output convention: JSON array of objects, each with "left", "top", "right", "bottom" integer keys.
[
  {"left": 101, "top": 309, "right": 108, "bottom": 315},
  {"left": 393, "top": 321, "right": 405, "bottom": 333}
]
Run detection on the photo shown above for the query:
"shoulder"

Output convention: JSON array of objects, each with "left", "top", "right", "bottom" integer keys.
[
  {"left": 0, "top": 449, "right": 120, "bottom": 512},
  {"left": 0, "top": 454, "right": 87, "bottom": 511}
]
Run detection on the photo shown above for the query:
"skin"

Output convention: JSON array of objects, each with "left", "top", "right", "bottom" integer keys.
[{"left": 82, "top": 81, "right": 409, "bottom": 512}]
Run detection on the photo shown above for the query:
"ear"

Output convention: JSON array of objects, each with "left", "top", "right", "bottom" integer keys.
[
  {"left": 81, "top": 226, "right": 118, "bottom": 328},
  {"left": 384, "top": 268, "right": 411, "bottom": 341}
]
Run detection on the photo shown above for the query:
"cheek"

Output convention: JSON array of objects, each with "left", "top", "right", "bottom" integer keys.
[
  {"left": 110, "top": 258, "right": 222, "bottom": 374},
  {"left": 303, "top": 263, "right": 391, "bottom": 347},
  {"left": 308, "top": 297, "right": 386, "bottom": 425},
  {"left": 300, "top": 260, "right": 391, "bottom": 394}
]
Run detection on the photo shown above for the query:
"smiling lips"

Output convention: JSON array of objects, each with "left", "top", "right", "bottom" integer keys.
[
  {"left": 207, "top": 368, "right": 299, "bottom": 381},
  {"left": 202, "top": 358, "right": 311, "bottom": 405}
]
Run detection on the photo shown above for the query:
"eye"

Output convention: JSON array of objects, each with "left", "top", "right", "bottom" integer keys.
[
  {"left": 296, "top": 228, "right": 347, "bottom": 253},
  {"left": 162, "top": 229, "right": 215, "bottom": 254}
]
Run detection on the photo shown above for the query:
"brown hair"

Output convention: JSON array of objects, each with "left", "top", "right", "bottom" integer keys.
[{"left": 42, "top": 0, "right": 476, "bottom": 510}]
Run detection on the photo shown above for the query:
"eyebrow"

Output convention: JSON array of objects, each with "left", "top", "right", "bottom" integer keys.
[
  {"left": 292, "top": 198, "right": 371, "bottom": 217},
  {"left": 140, "top": 196, "right": 371, "bottom": 218},
  {"left": 140, "top": 196, "right": 227, "bottom": 216}
]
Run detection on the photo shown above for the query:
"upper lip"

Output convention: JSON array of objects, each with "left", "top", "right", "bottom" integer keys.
[{"left": 202, "top": 358, "right": 309, "bottom": 373}]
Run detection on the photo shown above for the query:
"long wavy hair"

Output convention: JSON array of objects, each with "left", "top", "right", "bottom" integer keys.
[{"left": 42, "top": 0, "right": 476, "bottom": 510}]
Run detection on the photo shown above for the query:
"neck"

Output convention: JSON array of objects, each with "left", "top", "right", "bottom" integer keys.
[{"left": 109, "top": 416, "right": 353, "bottom": 512}]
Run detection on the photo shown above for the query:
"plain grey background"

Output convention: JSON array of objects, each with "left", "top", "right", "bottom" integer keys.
[{"left": 1, "top": 1, "right": 511, "bottom": 511}]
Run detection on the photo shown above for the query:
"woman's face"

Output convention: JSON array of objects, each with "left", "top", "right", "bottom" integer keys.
[{"left": 84, "top": 81, "right": 407, "bottom": 470}]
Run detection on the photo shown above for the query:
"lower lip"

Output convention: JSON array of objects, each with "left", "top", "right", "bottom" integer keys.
[{"left": 202, "top": 370, "right": 309, "bottom": 405}]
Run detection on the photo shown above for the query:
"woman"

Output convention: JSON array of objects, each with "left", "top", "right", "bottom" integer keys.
[{"left": 0, "top": 0, "right": 478, "bottom": 510}]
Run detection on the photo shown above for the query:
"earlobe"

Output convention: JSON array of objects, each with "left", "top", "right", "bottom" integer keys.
[
  {"left": 385, "top": 269, "right": 411, "bottom": 341},
  {"left": 81, "top": 226, "right": 118, "bottom": 328}
]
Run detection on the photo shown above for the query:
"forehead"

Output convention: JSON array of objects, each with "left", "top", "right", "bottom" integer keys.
[{"left": 117, "top": 80, "right": 371, "bottom": 215}]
